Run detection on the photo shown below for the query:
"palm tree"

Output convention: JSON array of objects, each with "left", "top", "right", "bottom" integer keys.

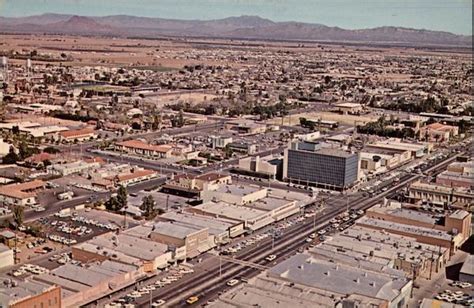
[{"left": 12, "top": 205, "right": 24, "bottom": 228}]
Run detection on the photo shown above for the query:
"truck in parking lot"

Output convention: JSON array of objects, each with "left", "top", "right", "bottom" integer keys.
[{"left": 57, "top": 191, "right": 74, "bottom": 200}]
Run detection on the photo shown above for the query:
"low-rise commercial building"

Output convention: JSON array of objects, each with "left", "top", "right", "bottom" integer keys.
[
  {"left": 0, "top": 230, "right": 16, "bottom": 248},
  {"left": 201, "top": 185, "right": 268, "bottom": 205},
  {"left": 104, "top": 168, "right": 158, "bottom": 187},
  {"left": 210, "top": 135, "right": 233, "bottom": 149},
  {"left": 0, "top": 280, "right": 61, "bottom": 308},
  {"left": 360, "top": 146, "right": 411, "bottom": 172},
  {"left": 408, "top": 181, "right": 474, "bottom": 209},
  {"left": 268, "top": 253, "right": 412, "bottom": 308},
  {"left": 34, "top": 261, "right": 140, "bottom": 307},
  {"left": 236, "top": 155, "right": 280, "bottom": 179},
  {"left": 162, "top": 172, "right": 232, "bottom": 198},
  {"left": 72, "top": 229, "right": 172, "bottom": 271},
  {"left": 59, "top": 127, "right": 97, "bottom": 142},
  {"left": 366, "top": 202, "right": 471, "bottom": 244},
  {"left": 0, "top": 180, "right": 45, "bottom": 206},
  {"left": 310, "top": 225, "right": 449, "bottom": 280},
  {"left": 227, "top": 141, "right": 257, "bottom": 154},
  {"left": 335, "top": 102, "right": 363, "bottom": 114},
  {"left": 235, "top": 122, "right": 267, "bottom": 135},
  {"left": 47, "top": 160, "right": 101, "bottom": 176},
  {"left": 115, "top": 140, "right": 173, "bottom": 158},
  {"left": 459, "top": 255, "right": 474, "bottom": 283},
  {"left": 368, "top": 139, "right": 431, "bottom": 158},
  {"left": 150, "top": 222, "right": 212, "bottom": 259},
  {"left": 191, "top": 201, "right": 274, "bottom": 231},
  {"left": 0, "top": 243, "right": 14, "bottom": 269},
  {"left": 436, "top": 161, "right": 474, "bottom": 189},
  {"left": 356, "top": 216, "right": 463, "bottom": 256},
  {"left": 161, "top": 211, "right": 245, "bottom": 244},
  {"left": 419, "top": 123, "right": 459, "bottom": 142}
]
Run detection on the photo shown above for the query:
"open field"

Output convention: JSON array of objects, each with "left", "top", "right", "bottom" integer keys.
[{"left": 2, "top": 33, "right": 470, "bottom": 71}]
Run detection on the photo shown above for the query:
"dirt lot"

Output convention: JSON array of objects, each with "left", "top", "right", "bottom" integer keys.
[
  {"left": 6, "top": 113, "right": 86, "bottom": 128},
  {"left": 1, "top": 34, "right": 242, "bottom": 68}
]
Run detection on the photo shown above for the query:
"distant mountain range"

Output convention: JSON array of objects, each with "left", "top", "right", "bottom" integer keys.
[{"left": 0, "top": 13, "right": 471, "bottom": 47}]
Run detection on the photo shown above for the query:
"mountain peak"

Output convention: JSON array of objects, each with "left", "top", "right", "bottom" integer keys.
[{"left": 46, "top": 15, "right": 113, "bottom": 33}]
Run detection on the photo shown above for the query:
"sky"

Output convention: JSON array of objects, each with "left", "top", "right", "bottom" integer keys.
[{"left": 0, "top": 0, "right": 471, "bottom": 35}]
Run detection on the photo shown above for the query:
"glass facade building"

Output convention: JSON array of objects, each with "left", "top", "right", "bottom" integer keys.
[{"left": 284, "top": 146, "right": 359, "bottom": 189}]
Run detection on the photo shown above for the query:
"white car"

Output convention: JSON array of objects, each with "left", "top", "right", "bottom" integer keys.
[
  {"left": 152, "top": 300, "right": 166, "bottom": 307},
  {"left": 265, "top": 254, "right": 277, "bottom": 262},
  {"left": 226, "top": 279, "right": 240, "bottom": 286},
  {"left": 128, "top": 291, "right": 141, "bottom": 298}
]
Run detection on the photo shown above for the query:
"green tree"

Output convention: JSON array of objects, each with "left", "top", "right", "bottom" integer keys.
[
  {"left": 2, "top": 147, "right": 19, "bottom": 164},
  {"left": 13, "top": 205, "right": 24, "bottom": 228},
  {"left": 151, "top": 112, "right": 162, "bottom": 130},
  {"left": 299, "top": 117, "right": 307, "bottom": 127},
  {"left": 140, "top": 195, "right": 157, "bottom": 219},
  {"left": 105, "top": 196, "right": 120, "bottom": 211},
  {"left": 43, "top": 146, "right": 61, "bottom": 154},
  {"left": 18, "top": 141, "right": 32, "bottom": 160},
  {"left": 11, "top": 125, "right": 20, "bottom": 135},
  {"left": 116, "top": 185, "right": 128, "bottom": 211},
  {"left": 223, "top": 145, "right": 234, "bottom": 159}
]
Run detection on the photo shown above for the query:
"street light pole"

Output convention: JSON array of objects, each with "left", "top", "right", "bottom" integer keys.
[
  {"left": 219, "top": 255, "right": 222, "bottom": 277},
  {"left": 272, "top": 231, "right": 275, "bottom": 250}
]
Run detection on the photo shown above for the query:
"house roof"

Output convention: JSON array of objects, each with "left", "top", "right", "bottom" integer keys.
[
  {"left": 116, "top": 140, "right": 173, "bottom": 153},
  {"left": 60, "top": 127, "right": 95, "bottom": 139},
  {"left": 0, "top": 180, "right": 45, "bottom": 200}
]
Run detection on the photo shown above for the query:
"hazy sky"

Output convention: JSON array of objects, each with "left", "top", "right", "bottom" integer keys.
[{"left": 0, "top": 0, "right": 471, "bottom": 35}]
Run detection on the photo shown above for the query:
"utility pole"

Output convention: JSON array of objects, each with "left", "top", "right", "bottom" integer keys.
[
  {"left": 313, "top": 210, "right": 316, "bottom": 230},
  {"left": 429, "top": 250, "right": 434, "bottom": 280},
  {"left": 272, "top": 230, "right": 275, "bottom": 250},
  {"left": 219, "top": 255, "right": 222, "bottom": 277},
  {"left": 123, "top": 207, "right": 127, "bottom": 229},
  {"left": 346, "top": 194, "right": 349, "bottom": 213}
]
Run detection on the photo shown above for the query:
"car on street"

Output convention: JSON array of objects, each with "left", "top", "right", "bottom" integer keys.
[
  {"left": 152, "top": 300, "right": 166, "bottom": 307},
  {"left": 265, "top": 254, "right": 277, "bottom": 261},
  {"left": 186, "top": 296, "right": 199, "bottom": 305}
]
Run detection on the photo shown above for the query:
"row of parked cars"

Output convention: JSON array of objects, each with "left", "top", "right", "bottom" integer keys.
[
  {"left": 11, "top": 264, "right": 49, "bottom": 277},
  {"left": 109, "top": 267, "right": 195, "bottom": 307},
  {"left": 71, "top": 215, "right": 120, "bottom": 231},
  {"left": 221, "top": 206, "right": 322, "bottom": 256},
  {"left": 435, "top": 289, "right": 473, "bottom": 306},
  {"left": 48, "top": 252, "right": 73, "bottom": 265},
  {"left": 221, "top": 232, "right": 272, "bottom": 255},
  {"left": 48, "top": 234, "right": 77, "bottom": 245},
  {"left": 52, "top": 220, "right": 93, "bottom": 237}
]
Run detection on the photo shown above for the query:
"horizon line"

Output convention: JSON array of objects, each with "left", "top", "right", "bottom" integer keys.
[{"left": 1, "top": 12, "right": 472, "bottom": 36}]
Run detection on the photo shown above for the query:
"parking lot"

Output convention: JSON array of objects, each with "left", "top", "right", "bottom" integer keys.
[{"left": 30, "top": 209, "right": 129, "bottom": 248}]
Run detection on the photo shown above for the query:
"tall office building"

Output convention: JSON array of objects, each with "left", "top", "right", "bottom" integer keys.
[{"left": 283, "top": 141, "right": 359, "bottom": 190}]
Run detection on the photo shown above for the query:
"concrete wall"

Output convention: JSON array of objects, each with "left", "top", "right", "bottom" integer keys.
[
  {"left": 71, "top": 247, "right": 108, "bottom": 264},
  {"left": 185, "top": 228, "right": 210, "bottom": 258},
  {"left": 0, "top": 247, "right": 14, "bottom": 269}
]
